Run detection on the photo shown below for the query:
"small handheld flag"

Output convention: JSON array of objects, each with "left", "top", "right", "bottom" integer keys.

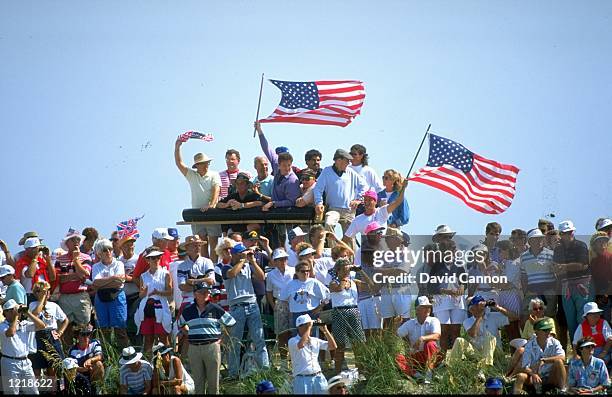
[
  {"left": 178, "top": 131, "right": 214, "bottom": 143},
  {"left": 117, "top": 215, "right": 145, "bottom": 239}
]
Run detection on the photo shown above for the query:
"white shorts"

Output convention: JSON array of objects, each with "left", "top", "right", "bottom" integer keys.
[
  {"left": 192, "top": 224, "right": 222, "bottom": 238},
  {"left": 380, "top": 293, "right": 412, "bottom": 319},
  {"left": 358, "top": 296, "right": 383, "bottom": 330},
  {"left": 433, "top": 308, "right": 466, "bottom": 325}
]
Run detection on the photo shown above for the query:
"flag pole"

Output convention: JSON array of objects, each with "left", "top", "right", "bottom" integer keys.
[
  {"left": 406, "top": 123, "right": 431, "bottom": 178},
  {"left": 253, "top": 73, "right": 265, "bottom": 137}
]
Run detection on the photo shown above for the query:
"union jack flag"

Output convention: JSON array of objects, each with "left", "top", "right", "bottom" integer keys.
[
  {"left": 117, "top": 215, "right": 144, "bottom": 239},
  {"left": 178, "top": 131, "right": 214, "bottom": 143}
]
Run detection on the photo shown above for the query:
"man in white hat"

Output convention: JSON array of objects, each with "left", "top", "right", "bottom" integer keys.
[
  {"left": 62, "top": 357, "right": 93, "bottom": 394},
  {"left": 119, "top": 346, "right": 153, "bottom": 395},
  {"left": 432, "top": 225, "right": 456, "bottom": 243},
  {"left": 0, "top": 265, "right": 27, "bottom": 306},
  {"left": 13, "top": 237, "right": 55, "bottom": 304},
  {"left": 54, "top": 229, "right": 93, "bottom": 345},
  {"left": 572, "top": 302, "right": 612, "bottom": 363},
  {"left": 396, "top": 296, "right": 441, "bottom": 379},
  {"left": 286, "top": 226, "right": 307, "bottom": 267},
  {"left": 596, "top": 218, "right": 612, "bottom": 237},
  {"left": 0, "top": 299, "right": 46, "bottom": 394},
  {"left": 175, "top": 136, "right": 222, "bottom": 261},
  {"left": 553, "top": 220, "right": 592, "bottom": 342},
  {"left": 519, "top": 228, "right": 557, "bottom": 318},
  {"left": 288, "top": 313, "right": 337, "bottom": 394},
  {"left": 327, "top": 374, "right": 350, "bottom": 395}
]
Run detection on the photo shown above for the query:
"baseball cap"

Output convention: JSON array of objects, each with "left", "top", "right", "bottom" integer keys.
[
  {"left": 243, "top": 230, "right": 259, "bottom": 240},
  {"left": 236, "top": 172, "right": 251, "bottom": 182},
  {"left": 596, "top": 218, "right": 612, "bottom": 231},
  {"left": 533, "top": 317, "right": 555, "bottom": 331},
  {"left": 558, "top": 220, "right": 576, "bottom": 233},
  {"left": 287, "top": 226, "right": 307, "bottom": 242},
  {"left": 484, "top": 377, "right": 503, "bottom": 390},
  {"left": 0, "top": 265, "right": 16, "bottom": 278},
  {"left": 256, "top": 380, "right": 276, "bottom": 394},
  {"left": 527, "top": 228, "right": 545, "bottom": 240},
  {"left": 230, "top": 243, "right": 249, "bottom": 255},
  {"left": 144, "top": 246, "right": 164, "bottom": 258},
  {"left": 468, "top": 295, "right": 485, "bottom": 308},
  {"left": 295, "top": 313, "right": 314, "bottom": 327},
  {"left": 275, "top": 146, "right": 289, "bottom": 154},
  {"left": 2, "top": 299, "right": 18, "bottom": 311},
  {"left": 333, "top": 149, "right": 353, "bottom": 161},
  {"left": 415, "top": 296, "right": 433, "bottom": 308},
  {"left": 364, "top": 222, "right": 385, "bottom": 235},
  {"left": 194, "top": 283, "right": 211, "bottom": 293},
  {"left": 272, "top": 248, "right": 289, "bottom": 260},
  {"left": 167, "top": 228, "right": 180, "bottom": 240},
  {"left": 298, "top": 247, "right": 316, "bottom": 257},
  {"left": 24, "top": 237, "right": 43, "bottom": 249},
  {"left": 363, "top": 190, "right": 378, "bottom": 201},
  {"left": 152, "top": 228, "right": 173, "bottom": 241}
]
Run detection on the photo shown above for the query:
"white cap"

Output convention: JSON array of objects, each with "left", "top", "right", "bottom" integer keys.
[
  {"left": 295, "top": 313, "right": 313, "bottom": 327},
  {"left": 152, "top": 228, "right": 173, "bottom": 241},
  {"left": 0, "top": 265, "right": 15, "bottom": 278},
  {"left": 527, "top": 229, "right": 545, "bottom": 240},
  {"left": 434, "top": 225, "right": 456, "bottom": 236},
  {"left": 298, "top": 247, "right": 316, "bottom": 257},
  {"left": 415, "top": 296, "right": 432, "bottom": 307},
  {"left": 583, "top": 302, "right": 604, "bottom": 317},
  {"left": 327, "top": 375, "right": 350, "bottom": 390},
  {"left": 509, "top": 338, "right": 528, "bottom": 349},
  {"left": 24, "top": 237, "right": 43, "bottom": 249},
  {"left": 272, "top": 248, "right": 289, "bottom": 260},
  {"left": 558, "top": 220, "right": 576, "bottom": 233},
  {"left": 596, "top": 218, "right": 612, "bottom": 231},
  {"left": 63, "top": 358, "right": 79, "bottom": 370},
  {"left": 2, "top": 299, "right": 18, "bottom": 311}
]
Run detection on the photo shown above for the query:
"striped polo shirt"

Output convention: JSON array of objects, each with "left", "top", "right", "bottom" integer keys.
[
  {"left": 179, "top": 301, "right": 236, "bottom": 344},
  {"left": 519, "top": 247, "right": 556, "bottom": 292},
  {"left": 120, "top": 360, "right": 152, "bottom": 394}
]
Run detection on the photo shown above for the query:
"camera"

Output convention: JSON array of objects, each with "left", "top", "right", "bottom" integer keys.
[
  {"left": 312, "top": 320, "right": 326, "bottom": 327},
  {"left": 485, "top": 300, "right": 497, "bottom": 307}
]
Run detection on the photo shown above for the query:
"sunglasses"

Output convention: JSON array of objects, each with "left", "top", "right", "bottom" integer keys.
[
  {"left": 297, "top": 269, "right": 311, "bottom": 274},
  {"left": 110, "top": 238, "right": 118, "bottom": 242},
  {"left": 533, "top": 307, "right": 544, "bottom": 311}
]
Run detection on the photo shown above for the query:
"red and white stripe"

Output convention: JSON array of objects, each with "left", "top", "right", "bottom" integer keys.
[
  {"left": 260, "top": 80, "right": 366, "bottom": 127},
  {"left": 410, "top": 154, "right": 519, "bottom": 214}
]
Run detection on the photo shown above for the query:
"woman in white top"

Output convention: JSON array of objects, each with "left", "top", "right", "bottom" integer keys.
[
  {"left": 328, "top": 258, "right": 374, "bottom": 374},
  {"left": 92, "top": 238, "right": 129, "bottom": 348},
  {"left": 118, "top": 235, "right": 140, "bottom": 333},
  {"left": 348, "top": 144, "right": 384, "bottom": 193},
  {"left": 29, "top": 280, "right": 68, "bottom": 377},
  {"left": 152, "top": 343, "right": 195, "bottom": 394},
  {"left": 135, "top": 246, "right": 173, "bottom": 355}
]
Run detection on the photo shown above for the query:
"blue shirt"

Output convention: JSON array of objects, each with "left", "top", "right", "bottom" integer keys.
[
  {"left": 179, "top": 301, "right": 236, "bottom": 343},
  {"left": 313, "top": 165, "right": 367, "bottom": 209},
  {"left": 258, "top": 133, "right": 301, "bottom": 207},
  {"left": 568, "top": 356, "right": 610, "bottom": 389},
  {"left": 376, "top": 189, "right": 409, "bottom": 226},
  {"left": 222, "top": 263, "right": 257, "bottom": 306},
  {"left": 5, "top": 281, "right": 27, "bottom": 305},
  {"left": 251, "top": 175, "right": 274, "bottom": 197}
]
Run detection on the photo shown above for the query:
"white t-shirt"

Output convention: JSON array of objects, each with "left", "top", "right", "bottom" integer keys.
[
  {"left": 288, "top": 335, "right": 328, "bottom": 376},
  {"left": 349, "top": 164, "right": 384, "bottom": 193},
  {"left": 397, "top": 316, "right": 441, "bottom": 351},
  {"left": 280, "top": 278, "right": 330, "bottom": 313},
  {"left": 92, "top": 259, "right": 126, "bottom": 289},
  {"left": 313, "top": 257, "right": 335, "bottom": 285},
  {"left": 344, "top": 206, "right": 389, "bottom": 238},
  {"left": 573, "top": 319, "right": 612, "bottom": 345},
  {"left": 266, "top": 267, "right": 295, "bottom": 299},
  {"left": 120, "top": 255, "right": 139, "bottom": 296},
  {"left": 330, "top": 280, "right": 359, "bottom": 307},
  {"left": 287, "top": 248, "right": 299, "bottom": 268},
  {"left": 185, "top": 168, "right": 221, "bottom": 208},
  {"left": 29, "top": 300, "right": 67, "bottom": 330},
  {"left": 462, "top": 311, "right": 509, "bottom": 349}
]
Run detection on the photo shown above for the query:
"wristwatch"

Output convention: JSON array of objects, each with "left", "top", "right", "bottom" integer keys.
[{"left": 241, "top": 203, "right": 245, "bottom": 209}]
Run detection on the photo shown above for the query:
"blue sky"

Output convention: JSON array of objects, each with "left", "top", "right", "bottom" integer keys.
[{"left": 1, "top": 1, "right": 610, "bottom": 253}]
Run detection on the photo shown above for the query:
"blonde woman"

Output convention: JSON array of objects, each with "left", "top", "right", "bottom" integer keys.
[{"left": 377, "top": 169, "right": 410, "bottom": 228}]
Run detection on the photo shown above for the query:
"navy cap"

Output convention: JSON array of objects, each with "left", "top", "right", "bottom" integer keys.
[
  {"left": 485, "top": 377, "right": 503, "bottom": 389},
  {"left": 275, "top": 146, "right": 289, "bottom": 155},
  {"left": 167, "top": 228, "right": 180, "bottom": 240},
  {"left": 256, "top": 380, "right": 276, "bottom": 394},
  {"left": 194, "top": 283, "right": 211, "bottom": 293},
  {"left": 230, "top": 243, "right": 249, "bottom": 255},
  {"left": 468, "top": 294, "right": 485, "bottom": 308}
]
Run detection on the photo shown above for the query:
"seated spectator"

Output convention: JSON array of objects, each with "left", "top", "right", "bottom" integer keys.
[
  {"left": 217, "top": 172, "right": 267, "bottom": 210},
  {"left": 92, "top": 238, "right": 129, "bottom": 348},
  {"left": 68, "top": 324, "right": 105, "bottom": 386},
  {"left": 29, "top": 281, "right": 68, "bottom": 378},
  {"left": 449, "top": 295, "right": 517, "bottom": 366},
  {"left": 377, "top": 169, "right": 410, "bottom": 228},
  {"left": 521, "top": 298, "right": 556, "bottom": 339},
  {"left": 513, "top": 317, "right": 566, "bottom": 394},
  {"left": 327, "top": 375, "right": 350, "bottom": 395},
  {"left": 568, "top": 337, "right": 610, "bottom": 394},
  {"left": 295, "top": 169, "right": 317, "bottom": 208},
  {"left": 396, "top": 296, "right": 441, "bottom": 380},
  {"left": 573, "top": 302, "right": 612, "bottom": 363},
  {"left": 288, "top": 314, "right": 337, "bottom": 394},
  {"left": 62, "top": 357, "right": 93, "bottom": 395},
  {"left": 151, "top": 343, "right": 195, "bottom": 394},
  {"left": 119, "top": 346, "right": 153, "bottom": 395},
  {"left": 135, "top": 246, "right": 173, "bottom": 354}
]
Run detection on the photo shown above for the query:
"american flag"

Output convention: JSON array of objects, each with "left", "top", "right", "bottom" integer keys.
[
  {"left": 117, "top": 215, "right": 144, "bottom": 239},
  {"left": 178, "top": 131, "right": 214, "bottom": 143},
  {"left": 409, "top": 134, "right": 519, "bottom": 214},
  {"left": 259, "top": 80, "right": 366, "bottom": 127}
]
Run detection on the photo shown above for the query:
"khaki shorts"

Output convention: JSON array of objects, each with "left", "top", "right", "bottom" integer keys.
[
  {"left": 59, "top": 292, "right": 92, "bottom": 325},
  {"left": 192, "top": 224, "right": 222, "bottom": 238}
]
